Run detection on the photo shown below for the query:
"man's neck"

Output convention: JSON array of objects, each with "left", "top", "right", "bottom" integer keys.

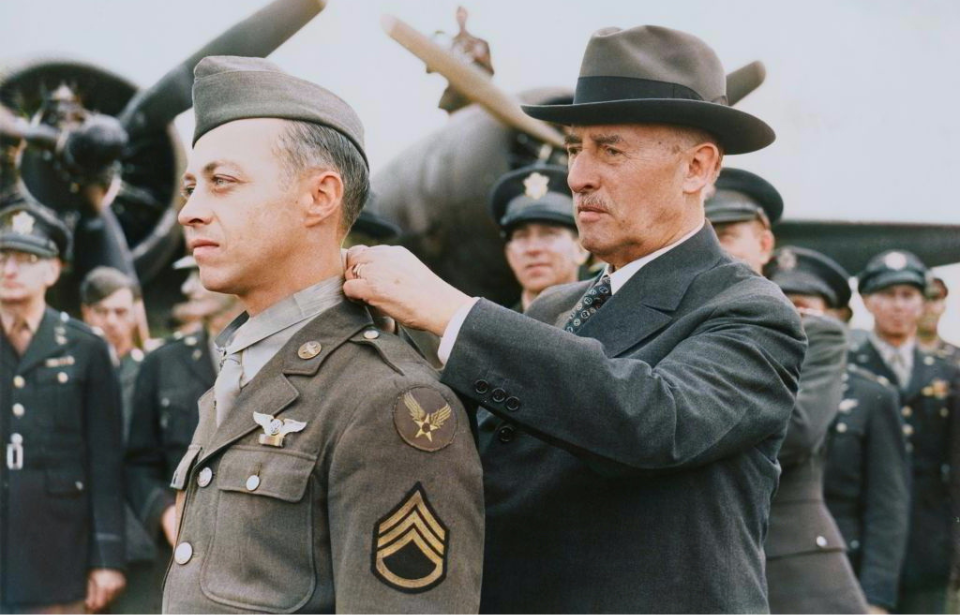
[
  {"left": 240, "top": 255, "right": 342, "bottom": 316},
  {"left": 606, "top": 216, "right": 703, "bottom": 271},
  {"left": 874, "top": 329, "right": 916, "bottom": 349},
  {"left": 917, "top": 328, "right": 940, "bottom": 349},
  {"left": 520, "top": 289, "right": 539, "bottom": 311},
  {"left": 0, "top": 296, "right": 46, "bottom": 333}
]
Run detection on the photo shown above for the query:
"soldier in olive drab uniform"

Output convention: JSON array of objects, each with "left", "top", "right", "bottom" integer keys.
[
  {"left": 163, "top": 56, "right": 483, "bottom": 613},
  {"left": 124, "top": 255, "right": 239, "bottom": 614},
  {"left": 707, "top": 171, "right": 868, "bottom": 613},
  {"left": 488, "top": 165, "right": 584, "bottom": 313},
  {"left": 0, "top": 202, "right": 126, "bottom": 613},
  {"left": 850, "top": 250, "right": 960, "bottom": 613},
  {"left": 919, "top": 278, "right": 960, "bottom": 366},
  {"left": 766, "top": 246, "right": 911, "bottom": 611}
]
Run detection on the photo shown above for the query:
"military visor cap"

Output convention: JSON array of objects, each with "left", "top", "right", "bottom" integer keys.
[
  {"left": 192, "top": 56, "right": 367, "bottom": 166},
  {"left": 858, "top": 250, "right": 929, "bottom": 295},
  {"left": 766, "top": 246, "right": 852, "bottom": 309},
  {"left": 705, "top": 167, "right": 783, "bottom": 226},
  {"left": 0, "top": 202, "right": 71, "bottom": 260},
  {"left": 489, "top": 165, "right": 575, "bottom": 237},
  {"left": 521, "top": 26, "right": 775, "bottom": 154}
]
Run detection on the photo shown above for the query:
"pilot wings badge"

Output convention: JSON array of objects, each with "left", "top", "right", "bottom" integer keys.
[
  {"left": 394, "top": 388, "right": 458, "bottom": 452},
  {"left": 253, "top": 411, "right": 307, "bottom": 447}
]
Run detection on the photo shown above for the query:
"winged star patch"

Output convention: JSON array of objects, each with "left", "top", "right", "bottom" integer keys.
[
  {"left": 372, "top": 483, "right": 449, "bottom": 593},
  {"left": 394, "top": 388, "right": 457, "bottom": 452}
]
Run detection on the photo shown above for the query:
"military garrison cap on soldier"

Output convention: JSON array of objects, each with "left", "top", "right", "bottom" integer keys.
[
  {"left": 705, "top": 168, "right": 783, "bottom": 226},
  {"left": 0, "top": 201, "right": 71, "bottom": 260},
  {"left": 766, "top": 246, "right": 852, "bottom": 309},
  {"left": 191, "top": 56, "right": 367, "bottom": 166},
  {"left": 858, "top": 250, "right": 929, "bottom": 295},
  {"left": 489, "top": 164, "right": 575, "bottom": 238}
]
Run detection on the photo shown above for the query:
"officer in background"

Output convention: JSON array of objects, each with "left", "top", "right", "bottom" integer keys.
[
  {"left": 124, "top": 255, "right": 240, "bottom": 613},
  {"left": 919, "top": 277, "right": 960, "bottom": 365},
  {"left": 0, "top": 202, "right": 126, "bottom": 613},
  {"left": 705, "top": 169, "right": 868, "bottom": 612},
  {"left": 767, "top": 246, "right": 911, "bottom": 613},
  {"left": 489, "top": 164, "right": 585, "bottom": 312},
  {"left": 851, "top": 250, "right": 960, "bottom": 613},
  {"left": 165, "top": 56, "right": 483, "bottom": 612}
]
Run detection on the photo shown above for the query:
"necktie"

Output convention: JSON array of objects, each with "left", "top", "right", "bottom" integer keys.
[
  {"left": 563, "top": 274, "right": 612, "bottom": 334},
  {"left": 214, "top": 352, "right": 243, "bottom": 426},
  {"left": 889, "top": 350, "right": 911, "bottom": 390},
  {"left": 7, "top": 319, "right": 32, "bottom": 356}
]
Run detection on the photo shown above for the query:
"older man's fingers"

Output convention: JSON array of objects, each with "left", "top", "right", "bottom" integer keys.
[{"left": 343, "top": 277, "right": 373, "bottom": 302}]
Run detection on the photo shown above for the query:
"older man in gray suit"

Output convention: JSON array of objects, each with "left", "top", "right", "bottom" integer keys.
[{"left": 346, "top": 26, "right": 806, "bottom": 613}]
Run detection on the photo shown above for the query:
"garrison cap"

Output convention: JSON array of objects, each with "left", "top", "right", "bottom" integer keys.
[
  {"left": 0, "top": 201, "right": 71, "bottom": 260},
  {"left": 705, "top": 168, "right": 783, "bottom": 226},
  {"left": 192, "top": 56, "right": 367, "bottom": 166},
  {"left": 489, "top": 165, "right": 575, "bottom": 237},
  {"left": 765, "top": 246, "right": 852, "bottom": 309},
  {"left": 858, "top": 250, "right": 929, "bottom": 295}
]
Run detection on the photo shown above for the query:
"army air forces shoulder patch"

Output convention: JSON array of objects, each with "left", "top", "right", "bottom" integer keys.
[
  {"left": 394, "top": 387, "right": 457, "bottom": 452},
  {"left": 372, "top": 483, "right": 449, "bottom": 593}
]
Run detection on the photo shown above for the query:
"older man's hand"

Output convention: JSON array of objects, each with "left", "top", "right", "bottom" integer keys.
[{"left": 343, "top": 245, "right": 473, "bottom": 336}]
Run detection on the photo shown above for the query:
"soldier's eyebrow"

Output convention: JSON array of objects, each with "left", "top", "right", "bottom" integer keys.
[
  {"left": 202, "top": 160, "right": 243, "bottom": 176},
  {"left": 591, "top": 134, "right": 623, "bottom": 146},
  {"left": 564, "top": 134, "right": 582, "bottom": 146}
]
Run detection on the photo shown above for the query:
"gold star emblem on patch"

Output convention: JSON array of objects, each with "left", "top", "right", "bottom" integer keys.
[
  {"left": 373, "top": 483, "right": 448, "bottom": 593},
  {"left": 394, "top": 387, "right": 458, "bottom": 452},
  {"left": 884, "top": 252, "right": 908, "bottom": 271},
  {"left": 11, "top": 212, "right": 35, "bottom": 236},
  {"left": 778, "top": 249, "right": 797, "bottom": 271},
  {"left": 523, "top": 172, "right": 550, "bottom": 200}
]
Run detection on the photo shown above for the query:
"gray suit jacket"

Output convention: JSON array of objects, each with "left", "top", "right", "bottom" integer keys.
[{"left": 442, "top": 224, "right": 806, "bottom": 613}]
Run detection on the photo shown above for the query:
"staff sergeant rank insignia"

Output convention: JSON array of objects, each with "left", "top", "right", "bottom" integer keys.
[
  {"left": 394, "top": 388, "right": 457, "bottom": 452},
  {"left": 372, "top": 483, "right": 449, "bottom": 593}
]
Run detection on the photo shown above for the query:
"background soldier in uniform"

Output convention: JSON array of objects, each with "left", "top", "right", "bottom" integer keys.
[
  {"left": 0, "top": 202, "right": 126, "bottom": 613},
  {"left": 705, "top": 169, "right": 868, "bottom": 612},
  {"left": 851, "top": 250, "right": 960, "bottom": 614},
  {"left": 163, "top": 56, "right": 483, "bottom": 613},
  {"left": 489, "top": 164, "right": 585, "bottom": 312},
  {"left": 919, "top": 277, "right": 960, "bottom": 365},
  {"left": 767, "top": 246, "right": 911, "bottom": 612}
]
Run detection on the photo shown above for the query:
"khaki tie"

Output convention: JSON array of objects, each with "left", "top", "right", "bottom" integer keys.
[
  {"left": 889, "top": 350, "right": 911, "bottom": 390},
  {"left": 7, "top": 319, "right": 32, "bottom": 357},
  {"left": 214, "top": 352, "right": 243, "bottom": 426}
]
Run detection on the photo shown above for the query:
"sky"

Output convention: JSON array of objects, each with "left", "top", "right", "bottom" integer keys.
[{"left": 4, "top": 0, "right": 960, "bottom": 338}]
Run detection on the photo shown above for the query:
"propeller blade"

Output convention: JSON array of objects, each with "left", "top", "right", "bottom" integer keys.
[
  {"left": 120, "top": 0, "right": 327, "bottom": 137},
  {"left": 726, "top": 61, "right": 766, "bottom": 106},
  {"left": 0, "top": 105, "right": 59, "bottom": 148},
  {"left": 382, "top": 14, "right": 566, "bottom": 149}
]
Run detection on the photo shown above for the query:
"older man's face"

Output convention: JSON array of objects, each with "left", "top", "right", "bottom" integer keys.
[
  {"left": 565, "top": 124, "right": 695, "bottom": 267},
  {"left": 0, "top": 250, "right": 60, "bottom": 305},
  {"left": 179, "top": 119, "right": 304, "bottom": 304}
]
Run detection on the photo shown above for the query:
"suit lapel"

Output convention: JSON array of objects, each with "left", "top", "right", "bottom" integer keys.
[
  {"left": 856, "top": 341, "right": 900, "bottom": 389},
  {"left": 181, "top": 329, "right": 216, "bottom": 389},
  {"left": 904, "top": 347, "right": 933, "bottom": 402},
  {"left": 577, "top": 225, "right": 723, "bottom": 357},
  {"left": 17, "top": 308, "right": 73, "bottom": 373},
  {"left": 197, "top": 300, "right": 374, "bottom": 464}
]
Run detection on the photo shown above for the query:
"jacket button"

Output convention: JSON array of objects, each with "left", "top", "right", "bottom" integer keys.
[
  {"left": 474, "top": 380, "right": 490, "bottom": 394},
  {"left": 816, "top": 536, "right": 828, "bottom": 548},
  {"left": 57, "top": 372, "right": 69, "bottom": 384},
  {"left": 174, "top": 542, "right": 193, "bottom": 564},
  {"left": 903, "top": 424, "right": 914, "bottom": 437},
  {"left": 197, "top": 467, "right": 213, "bottom": 488},
  {"left": 13, "top": 376, "right": 25, "bottom": 389},
  {"left": 498, "top": 425, "right": 516, "bottom": 443},
  {"left": 491, "top": 388, "right": 507, "bottom": 403},
  {"left": 835, "top": 423, "right": 847, "bottom": 433},
  {"left": 505, "top": 397, "right": 521, "bottom": 412},
  {"left": 902, "top": 406, "right": 912, "bottom": 417},
  {"left": 12, "top": 403, "right": 24, "bottom": 417},
  {"left": 246, "top": 475, "right": 261, "bottom": 491},
  {"left": 941, "top": 407, "right": 950, "bottom": 418}
]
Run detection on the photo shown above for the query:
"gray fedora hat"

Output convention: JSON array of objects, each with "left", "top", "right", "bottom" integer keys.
[{"left": 522, "top": 26, "right": 774, "bottom": 154}]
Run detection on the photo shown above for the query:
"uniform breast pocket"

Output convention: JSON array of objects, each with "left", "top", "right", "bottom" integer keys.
[
  {"left": 157, "top": 388, "right": 201, "bottom": 448},
  {"left": 36, "top": 366, "right": 84, "bottom": 432},
  {"left": 201, "top": 446, "right": 318, "bottom": 613}
]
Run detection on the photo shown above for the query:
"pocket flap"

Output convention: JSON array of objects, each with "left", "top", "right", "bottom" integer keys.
[
  {"left": 46, "top": 468, "right": 86, "bottom": 495},
  {"left": 170, "top": 444, "right": 202, "bottom": 490},
  {"left": 216, "top": 446, "right": 316, "bottom": 503}
]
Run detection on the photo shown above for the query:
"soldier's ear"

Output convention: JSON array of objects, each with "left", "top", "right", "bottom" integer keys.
[
  {"left": 43, "top": 258, "right": 63, "bottom": 288},
  {"left": 301, "top": 168, "right": 344, "bottom": 228}
]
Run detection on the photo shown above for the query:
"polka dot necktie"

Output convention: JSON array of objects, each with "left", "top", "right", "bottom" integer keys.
[{"left": 563, "top": 274, "right": 613, "bottom": 334}]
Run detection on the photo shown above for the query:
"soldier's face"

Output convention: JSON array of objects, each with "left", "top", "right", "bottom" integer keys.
[
  {"left": 505, "top": 223, "right": 584, "bottom": 295},
  {"left": 565, "top": 124, "right": 717, "bottom": 268},
  {"left": 179, "top": 119, "right": 305, "bottom": 309},
  {"left": 713, "top": 219, "right": 774, "bottom": 274},
  {"left": 919, "top": 294, "right": 947, "bottom": 334},
  {"left": 865, "top": 284, "right": 925, "bottom": 339},
  {"left": 82, "top": 288, "right": 137, "bottom": 352},
  {"left": 0, "top": 250, "right": 60, "bottom": 304}
]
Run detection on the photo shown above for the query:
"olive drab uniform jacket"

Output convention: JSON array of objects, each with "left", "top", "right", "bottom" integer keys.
[
  {"left": 0, "top": 308, "right": 125, "bottom": 607},
  {"left": 162, "top": 301, "right": 484, "bottom": 613},
  {"left": 850, "top": 339, "right": 960, "bottom": 594},
  {"left": 824, "top": 364, "right": 910, "bottom": 610}
]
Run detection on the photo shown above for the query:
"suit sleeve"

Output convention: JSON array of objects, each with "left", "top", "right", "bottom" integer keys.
[
  {"left": 442, "top": 296, "right": 806, "bottom": 477},
  {"left": 778, "top": 314, "right": 848, "bottom": 468},
  {"left": 85, "top": 336, "right": 127, "bottom": 570},
  {"left": 125, "top": 351, "right": 176, "bottom": 538},
  {"left": 327, "top": 384, "right": 484, "bottom": 614},
  {"left": 858, "top": 383, "right": 910, "bottom": 609}
]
